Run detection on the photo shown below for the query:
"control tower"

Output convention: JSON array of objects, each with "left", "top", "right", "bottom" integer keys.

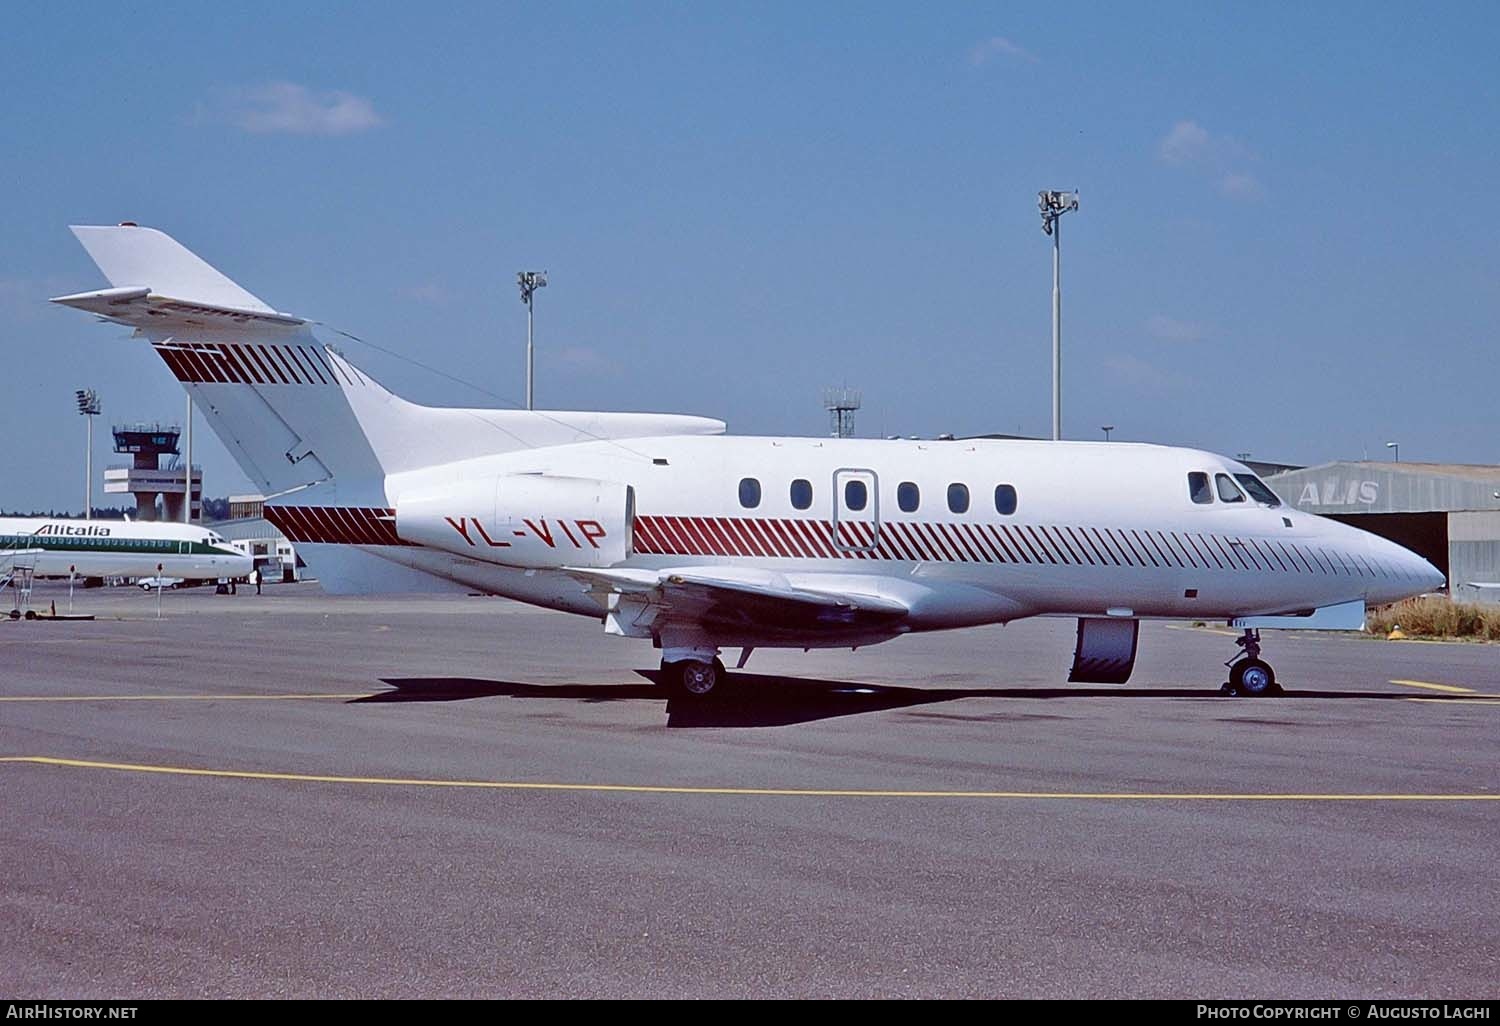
[{"left": 103, "top": 423, "right": 201, "bottom": 522}]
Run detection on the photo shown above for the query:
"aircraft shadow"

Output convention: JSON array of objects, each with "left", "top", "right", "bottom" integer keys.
[
  {"left": 363, "top": 673, "right": 1423, "bottom": 728},
  {"left": 360, "top": 678, "right": 660, "bottom": 704}
]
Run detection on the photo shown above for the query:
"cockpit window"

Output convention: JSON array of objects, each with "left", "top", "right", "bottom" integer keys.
[
  {"left": 1215, "top": 473, "right": 1247, "bottom": 503},
  {"left": 1188, "top": 472, "right": 1213, "bottom": 505},
  {"left": 1234, "top": 474, "right": 1282, "bottom": 508}
]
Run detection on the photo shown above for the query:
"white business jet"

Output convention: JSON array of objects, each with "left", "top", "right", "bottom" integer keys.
[{"left": 51, "top": 225, "right": 1442, "bottom": 697}]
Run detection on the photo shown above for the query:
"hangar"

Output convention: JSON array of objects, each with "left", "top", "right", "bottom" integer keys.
[{"left": 1266, "top": 462, "right": 1500, "bottom": 604}]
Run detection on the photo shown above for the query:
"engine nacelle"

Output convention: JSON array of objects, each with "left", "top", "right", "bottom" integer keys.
[{"left": 396, "top": 474, "right": 632, "bottom": 569}]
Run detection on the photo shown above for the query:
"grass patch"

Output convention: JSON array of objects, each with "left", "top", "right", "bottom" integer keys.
[{"left": 1366, "top": 596, "right": 1500, "bottom": 641}]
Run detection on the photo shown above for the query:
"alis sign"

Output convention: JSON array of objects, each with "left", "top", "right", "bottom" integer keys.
[{"left": 1297, "top": 480, "right": 1379, "bottom": 508}]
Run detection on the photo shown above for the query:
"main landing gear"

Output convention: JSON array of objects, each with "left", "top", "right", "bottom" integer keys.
[
  {"left": 660, "top": 656, "right": 729, "bottom": 699},
  {"left": 1222, "top": 628, "right": 1280, "bottom": 697}
]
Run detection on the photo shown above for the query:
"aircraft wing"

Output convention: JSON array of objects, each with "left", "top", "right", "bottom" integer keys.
[{"left": 566, "top": 565, "right": 909, "bottom": 632}]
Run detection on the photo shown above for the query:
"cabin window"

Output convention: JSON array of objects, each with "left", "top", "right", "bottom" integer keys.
[
  {"left": 947, "top": 483, "right": 970, "bottom": 514},
  {"left": 994, "top": 484, "right": 1018, "bottom": 515},
  {"left": 1189, "top": 472, "right": 1214, "bottom": 505},
  {"left": 738, "top": 477, "right": 762, "bottom": 509},
  {"left": 1215, "top": 474, "right": 1247, "bottom": 503},
  {"left": 1234, "top": 474, "right": 1282, "bottom": 508},
  {"left": 789, "top": 479, "right": 813, "bottom": 510},
  {"left": 844, "top": 479, "right": 868, "bottom": 511},
  {"left": 897, "top": 481, "right": 920, "bottom": 513}
]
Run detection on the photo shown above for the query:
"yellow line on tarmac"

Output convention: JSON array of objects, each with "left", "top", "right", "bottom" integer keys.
[
  {"left": 0, "top": 693, "right": 373, "bottom": 703},
  {"left": 2, "top": 756, "right": 1497, "bottom": 801},
  {"left": 1391, "top": 679, "right": 1476, "bottom": 694},
  {"left": 1405, "top": 697, "right": 1500, "bottom": 706}
]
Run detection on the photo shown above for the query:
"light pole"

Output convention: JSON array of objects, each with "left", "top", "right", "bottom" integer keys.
[
  {"left": 1101, "top": 425, "right": 1114, "bottom": 441},
  {"left": 1039, "top": 190, "right": 1079, "bottom": 441},
  {"left": 517, "top": 271, "right": 548, "bottom": 411},
  {"left": 184, "top": 393, "right": 193, "bottom": 524},
  {"left": 1386, "top": 440, "right": 1399, "bottom": 462},
  {"left": 75, "top": 389, "right": 100, "bottom": 519}
]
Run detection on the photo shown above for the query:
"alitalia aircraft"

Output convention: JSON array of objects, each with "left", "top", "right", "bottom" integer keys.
[
  {"left": 51, "top": 224, "right": 1443, "bottom": 698},
  {"left": 1, "top": 516, "right": 250, "bottom": 587}
]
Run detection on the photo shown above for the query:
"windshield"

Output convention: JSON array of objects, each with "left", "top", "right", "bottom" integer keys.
[
  {"left": 1233, "top": 474, "right": 1282, "bottom": 508},
  {"left": 1215, "top": 473, "right": 1246, "bottom": 503}
]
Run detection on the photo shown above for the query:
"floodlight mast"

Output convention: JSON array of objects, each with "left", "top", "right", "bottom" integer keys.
[
  {"left": 75, "top": 389, "right": 101, "bottom": 519},
  {"left": 184, "top": 393, "right": 193, "bottom": 524},
  {"left": 1039, "top": 190, "right": 1079, "bottom": 441},
  {"left": 517, "top": 271, "right": 548, "bottom": 411}
]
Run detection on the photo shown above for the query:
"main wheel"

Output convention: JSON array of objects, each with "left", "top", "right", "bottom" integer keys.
[
  {"left": 1230, "top": 658, "right": 1277, "bottom": 696},
  {"left": 664, "top": 658, "right": 723, "bottom": 699}
]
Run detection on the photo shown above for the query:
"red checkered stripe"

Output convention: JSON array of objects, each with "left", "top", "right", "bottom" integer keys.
[
  {"left": 631, "top": 515, "right": 1316, "bottom": 572},
  {"left": 152, "top": 341, "right": 366, "bottom": 386},
  {"left": 264, "top": 506, "right": 413, "bottom": 546},
  {"left": 631, "top": 514, "right": 1056, "bottom": 563}
]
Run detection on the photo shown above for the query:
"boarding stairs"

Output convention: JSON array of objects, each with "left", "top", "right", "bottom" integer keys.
[{"left": 2, "top": 546, "right": 40, "bottom": 619}]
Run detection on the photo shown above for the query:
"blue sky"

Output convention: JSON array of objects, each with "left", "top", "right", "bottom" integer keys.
[{"left": 2, "top": 2, "right": 1496, "bottom": 511}]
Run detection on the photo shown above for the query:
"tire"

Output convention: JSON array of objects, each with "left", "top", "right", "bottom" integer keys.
[
  {"left": 665, "top": 659, "right": 723, "bottom": 699},
  {"left": 1231, "top": 658, "right": 1276, "bottom": 697}
]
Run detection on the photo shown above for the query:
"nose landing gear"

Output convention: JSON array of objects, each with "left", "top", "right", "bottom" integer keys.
[{"left": 1222, "top": 628, "right": 1280, "bottom": 696}]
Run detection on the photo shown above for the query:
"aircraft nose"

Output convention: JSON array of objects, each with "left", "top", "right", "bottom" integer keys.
[{"left": 1366, "top": 533, "right": 1445, "bottom": 598}]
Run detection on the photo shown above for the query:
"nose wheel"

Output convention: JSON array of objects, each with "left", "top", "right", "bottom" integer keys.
[{"left": 1222, "top": 629, "right": 1281, "bottom": 696}]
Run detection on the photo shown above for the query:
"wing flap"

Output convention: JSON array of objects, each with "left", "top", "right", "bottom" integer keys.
[{"left": 566, "top": 565, "right": 909, "bottom": 632}]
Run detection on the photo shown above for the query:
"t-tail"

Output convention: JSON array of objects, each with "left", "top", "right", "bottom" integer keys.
[{"left": 52, "top": 224, "right": 723, "bottom": 589}]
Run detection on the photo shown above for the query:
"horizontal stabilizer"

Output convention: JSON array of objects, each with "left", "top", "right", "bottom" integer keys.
[
  {"left": 69, "top": 225, "right": 276, "bottom": 312},
  {"left": 50, "top": 287, "right": 306, "bottom": 334}
]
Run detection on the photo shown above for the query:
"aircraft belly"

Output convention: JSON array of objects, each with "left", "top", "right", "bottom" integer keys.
[{"left": 373, "top": 544, "right": 601, "bottom": 614}]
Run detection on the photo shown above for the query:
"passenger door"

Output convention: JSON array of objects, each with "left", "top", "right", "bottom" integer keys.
[{"left": 831, "top": 468, "right": 880, "bottom": 554}]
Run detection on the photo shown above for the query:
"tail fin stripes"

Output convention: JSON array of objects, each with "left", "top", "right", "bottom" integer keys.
[
  {"left": 153, "top": 341, "right": 347, "bottom": 386},
  {"left": 264, "top": 506, "right": 413, "bottom": 547}
]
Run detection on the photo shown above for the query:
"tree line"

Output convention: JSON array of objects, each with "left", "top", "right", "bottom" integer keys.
[{"left": 1, "top": 497, "right": 235, "bottom": 521}]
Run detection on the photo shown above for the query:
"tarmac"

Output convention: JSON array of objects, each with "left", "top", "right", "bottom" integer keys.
[{"left": 2, "top": 581, "right": 1497, "bottom": 998}]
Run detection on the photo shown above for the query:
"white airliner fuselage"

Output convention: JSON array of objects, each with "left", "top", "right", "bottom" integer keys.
[
  {"left": 51, "top": 224, "right": 1444, "bottom": 697},
  {"left": 0, "top": 517, "right": 250, "bottom": 582}
]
